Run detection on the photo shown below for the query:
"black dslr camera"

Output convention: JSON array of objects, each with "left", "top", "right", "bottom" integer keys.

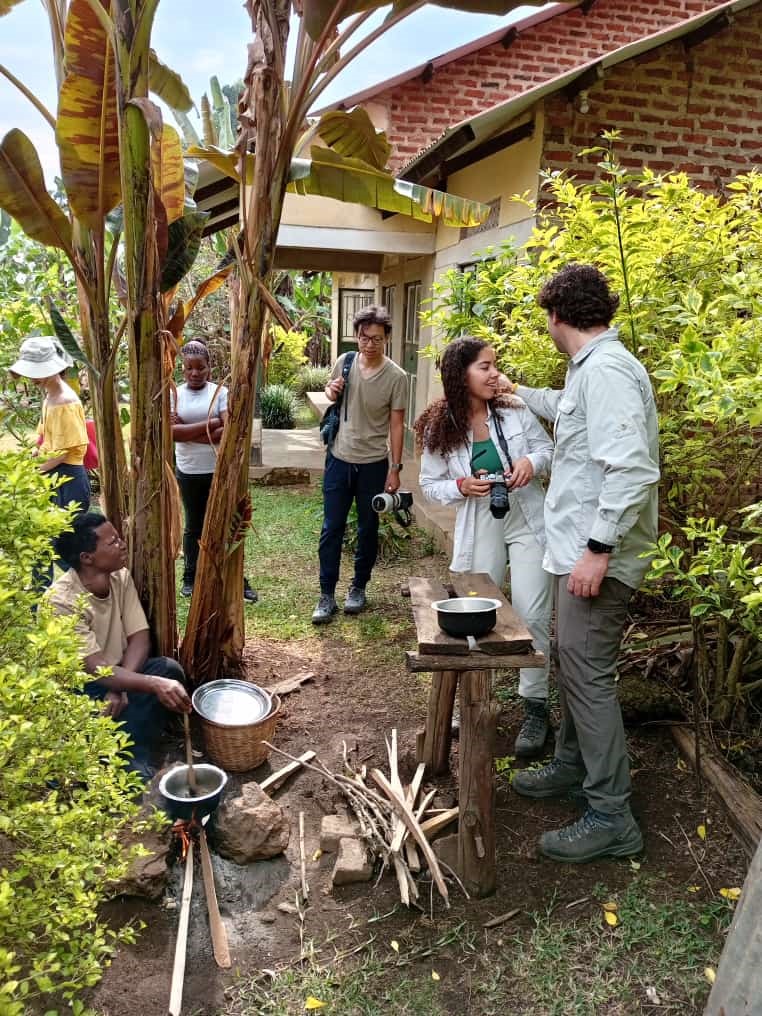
[
  {"left": 483, "top": 472, "right": 510, "bottom": 519},
  {"left": 371, "top": 490, "right": 413, "bottom": 527}
]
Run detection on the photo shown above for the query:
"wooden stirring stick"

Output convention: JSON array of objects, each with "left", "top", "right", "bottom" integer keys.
[{"left": 183, "top": 713, "right": 199, "bottom": 795}]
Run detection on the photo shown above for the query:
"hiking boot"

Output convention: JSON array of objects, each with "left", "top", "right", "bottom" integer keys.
[
  {"left": 513, "top": 758, "right": 585, "bottom": 800},
  {"left": 540, "top": 807, "right": 643, "bottom": 863},
  {"left": 243, "top": 579, "right": 258, "bottom": 604},
  {"left": 181, "top": 583, "right": 193, "bottom": 598},
  {"left": 343, "top": 585, "right": 367, "bottom": 615},
  {"left": 514, "top": 697, "right": 550, "bottom": 758},
  {"left": 312, "top": 594, "right": 338, "bottom": 625}
]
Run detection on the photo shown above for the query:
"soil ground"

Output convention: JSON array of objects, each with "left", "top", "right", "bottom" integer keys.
[{"left": 88, "top": 487, "right": 749, "bottom": 1016}]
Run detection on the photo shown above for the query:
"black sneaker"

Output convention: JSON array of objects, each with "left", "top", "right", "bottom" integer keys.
[
  {"left": 540, "top": 807, "right": 643, "bottom": 863},
  {"left": 343, "top": 585, "right": 367, "bottom": 615},
  {"left": 514, "top": 697, "right": 550, "bottom": 758},
  {"left": 244, "top": 580, "right": 258, "bottom": 604},
  {"left": 181, "top": 583, "right": 193, "bottom": 598},
  {"left": 312, "top": 593, "right": 338, "bottom": 624}
]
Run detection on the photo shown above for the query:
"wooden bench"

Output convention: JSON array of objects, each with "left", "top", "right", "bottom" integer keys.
[{"left": 406, "top": 573, "right": 545, "bottom": 898}]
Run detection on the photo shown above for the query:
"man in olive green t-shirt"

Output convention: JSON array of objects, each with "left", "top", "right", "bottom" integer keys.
[
  {"left": 313, "top": 305, "right": 407, "bottom": 624},
  {"left": 47, "top": 512, "right": 190, "bottom": 779}
]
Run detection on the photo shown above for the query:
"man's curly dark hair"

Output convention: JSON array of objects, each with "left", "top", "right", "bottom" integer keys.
[
  {"left": 414, "top": 337, "right": 511, "bottom": 455},
  {"left": 537, "top": 263, "right": 620, "bottom": 330}
]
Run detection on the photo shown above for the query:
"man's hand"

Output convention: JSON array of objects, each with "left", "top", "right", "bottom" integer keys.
[
  {"left": 102, "top": 690, "right": 128, "bottom": 719},
  {"left": 507, "top": 455, "right": 534, "bottom": 489},
  {"left": 385, "top": 469, "right": 401, "bottom": 493},
  {"left": 326, "top": 377, "right": 345, "bottom": 401},
  {"left": 151, "top": 676, "right": 192, "bottom": 713},
  {"left": 567, "top": 549, "right": 610, "bottom": 598},
  {"left": 459, "top": 471, "right": 492, "bottom": 497}
]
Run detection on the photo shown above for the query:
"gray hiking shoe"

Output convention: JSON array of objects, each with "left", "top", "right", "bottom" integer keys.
[
  {"left": 540, "top": 807, "right": 643, "bottom": 863},
  {"left": 312, "top": 594, "right": 338, "bottom": 625},
  {"left": 513, "top": 758, "right": 585, "bottom": 800},
  {"left": 343, "top": 585, "right": 367, "bottom": 615},
  {"left": 514, "top": 697, "right": 550, "bottom": 758}
]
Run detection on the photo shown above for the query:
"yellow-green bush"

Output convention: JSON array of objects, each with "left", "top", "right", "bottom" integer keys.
[{"left": 266, "top": 325, "right": 308, "bottom": 387}]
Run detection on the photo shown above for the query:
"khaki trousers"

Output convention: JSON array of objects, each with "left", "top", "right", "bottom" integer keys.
[{"left": 554, "top": 575, "right": 634, "bottom": 815}]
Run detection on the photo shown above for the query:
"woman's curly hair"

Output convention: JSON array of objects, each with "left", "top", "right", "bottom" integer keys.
[{"left": 414, "top": 337, "right": 510, "bottom": 455}]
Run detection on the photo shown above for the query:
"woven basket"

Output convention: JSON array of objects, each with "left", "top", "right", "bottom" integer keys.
[{"left": 198, "top": 694, "right": 281, "bottom": 773}]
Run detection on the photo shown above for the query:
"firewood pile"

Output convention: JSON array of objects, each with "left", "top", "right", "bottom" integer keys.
[{"left": 266, "top": 730, "right": 462, "bottom": 909}]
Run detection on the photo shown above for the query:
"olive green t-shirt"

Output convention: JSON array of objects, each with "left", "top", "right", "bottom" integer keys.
[{"left": 330, "top": 354, "right": 408, "bottom": 464}]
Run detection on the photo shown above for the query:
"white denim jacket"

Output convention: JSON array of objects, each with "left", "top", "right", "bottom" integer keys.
[
  {"left": 419, "top": 401, "right": 553, "bottom": 573},
  {"left": 517, "top": 328, "right": 660, "bottom": 590}
]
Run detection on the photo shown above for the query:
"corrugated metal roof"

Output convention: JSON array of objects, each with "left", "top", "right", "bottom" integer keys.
[{"left": 401, "top": 0, "right": 761, "bottom": 180}]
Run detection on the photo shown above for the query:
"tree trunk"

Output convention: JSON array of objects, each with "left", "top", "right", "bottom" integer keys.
[
  {"left": 180, "top": 0, "right": 292, "bottom": 682},
  {"left": 114, "top": 1, "right": 176, "bottom": 656}
]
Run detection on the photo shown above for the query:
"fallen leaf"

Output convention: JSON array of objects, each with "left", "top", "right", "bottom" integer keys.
[
  {"left": 468, "top": 590, "right": 478, "bottom": 596},
  {"left": 312, "top": 849, "right": 322, "bottom": 862},
  {"left": 629, "top": 860, "right": 641, "bottom": 871},
  {"left": 719, "top": 887, "right": 741, "bottom": 900},
  {"left": 645, "top": 986, "right": 661, "bottom": 1004},
  {"left": 604, "top": 910, "right": 619, "bottom": 927},
  {"left": 431, "top": 970, "right": 440, "bottom": 981},
  {"left": 687, "top": 885, "right": 701, "bottom": 893},
  {"left": 305, "top": 998, "right": 326, "bottom": 1010},
  {"left": 704, "top": 967, "right": 716, "bottom": 985},
  {"left": 676, "top": 758, "right": 687, "bottom": 771},
  {"left": 602, "top": 901, "right": 618, "bottom": 912},
  {"left": 697, "top": 824, "right": 707, "bottom": 841},
  {"left": 391, "top": 940, "right": 399, "bottom": 953}
]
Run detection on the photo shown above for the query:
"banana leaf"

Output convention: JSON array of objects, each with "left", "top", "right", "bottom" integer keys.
[
  {"left": 56, "top": 0, "right": 121, "bottom": 228},
  {"left": 0, "top": 130, "right": 72, "bottom": 251},
  {"left": 302, "top": 0, "right": 550, "bottom": 40},
  {"left": 151, "top": 124, "right": 186, "bottom": 225},
  {"left": 149, "top": 50, "right": 194, "bottom": 114},
  {"left": 0, "top": 0, "right": 26, "bottom": 14},
  {"left": 48, "top": 298, "right": 99, "bottom": 376},
  {"left": 166, "top": 262, "right": 234, "bottom": 338},
  {"left": 316, "top": 108, "right": 391, "bottom": 171},
  {"left": 161, "top": 210, "right": 209, "bottom": 292}
]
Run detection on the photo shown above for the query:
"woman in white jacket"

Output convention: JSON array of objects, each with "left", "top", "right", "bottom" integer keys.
[{"left": 415, "top": 337, "right": 554, "bottom": 757}]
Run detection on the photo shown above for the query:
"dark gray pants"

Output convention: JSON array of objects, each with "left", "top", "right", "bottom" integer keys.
[{"left": 554, "top": 575, "right": 634, "bottom": 815}]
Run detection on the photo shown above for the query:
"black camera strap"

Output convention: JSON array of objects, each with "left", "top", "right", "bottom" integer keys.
[
  {"left": 336, "top": 351, "right": 356, "bottom": 423},
  {"left": 491, "top": 410, "right": 514, "bottom": 474}
]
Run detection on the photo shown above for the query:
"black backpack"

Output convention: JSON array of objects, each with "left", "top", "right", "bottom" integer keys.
[{"left": 320, "top": 352, "right": 356, "bottom": 449}]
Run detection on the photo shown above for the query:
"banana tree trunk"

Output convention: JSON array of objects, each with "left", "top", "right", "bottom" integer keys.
[
  {"left": 114, "top": 2, "right": 177, "bottom": 656},
  {"left": 180, "top": 0, "right": 291, "bottom": 681}
]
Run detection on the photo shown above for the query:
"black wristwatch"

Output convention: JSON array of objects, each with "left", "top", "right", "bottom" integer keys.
[
  {"left": 587, "top": 538, "right": 614, "bottom": 554},
  {"left": 389, "top": 462, "right": 403, "bottom": 472}
]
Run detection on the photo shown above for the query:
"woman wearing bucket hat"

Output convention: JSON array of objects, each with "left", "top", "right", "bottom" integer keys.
[{"left": 9, "top": 336, "right": 91, "bottom": 529}]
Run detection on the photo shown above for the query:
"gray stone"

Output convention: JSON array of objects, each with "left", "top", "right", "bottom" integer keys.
[
  {"left": 331, "top": 837, "right": 373, "bottom": 886},
  {"left": 111, "top": 813, "right": 171, "bottom": 900},
  {"left": 320, "top": 814, "right": 359, "bottom": 853},
  {"left": 213, "top": 780, "right": 290, "bottom": 864},
  {"left": 432, "top": 833, "right": 459, "bottom": 873}
]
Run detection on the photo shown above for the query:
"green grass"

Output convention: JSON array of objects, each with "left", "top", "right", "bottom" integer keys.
[{"left": 471, "top": 876, "right": 733, "bottom": 1015}]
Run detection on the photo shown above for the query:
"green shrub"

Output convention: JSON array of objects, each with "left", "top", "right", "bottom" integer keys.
[
  {"left": 261, "top": 383, "right": 298, "bottom": 429},
  {"left": 266, "top": 325, "right": 308, "bottom": 387},
  {"left": 0, "top": 453, "right": 144, "bottom": 1013},
  {"left": 293, "top": 364, "right": 331, "bottom": 398}
]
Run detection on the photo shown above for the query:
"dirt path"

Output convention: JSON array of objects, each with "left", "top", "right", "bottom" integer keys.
[{"left": 90, "top": 546, "right": 748, "bottom": 1016}]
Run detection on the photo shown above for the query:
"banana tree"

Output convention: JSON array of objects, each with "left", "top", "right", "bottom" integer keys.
[
  {"left": 0, "top": 0, "right": 198, "bottom": 652},
  {"left": 180, "top": 0, "right": 550, "bottom": 681}
]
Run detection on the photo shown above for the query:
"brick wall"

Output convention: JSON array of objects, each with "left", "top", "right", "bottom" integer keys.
[
  {"left": 370, "top": 0, "right": 728, "bottom": 170},
  {"left": 541, "top": 5, "right": 762, "bottom": 190}
]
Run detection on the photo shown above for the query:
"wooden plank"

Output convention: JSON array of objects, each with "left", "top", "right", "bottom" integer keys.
[
  {"left": 671, "top": 725, "right": 762, "bottom": 859},
  {"left": 258, "top": 750, "right": 317, "bottom": 793},
  {"left": 199, "top": 829, "right": 231, "bottom": 969},
  {"left": 168, "top": 840, "right": 194, "bottom": 1016},
  {"left": 449, "top": 573, "right": 534, "bottom": 655},
  {"left": 420, "top": 807, "right": 458, "bottom": 839},
  {"left": 407, "top": 651, "right": 545, "bottom": 673},
  {"left": 705, "top": 835, "right": 762, "bottom": 1015},
  {"left": 458, "top": 669, "right": 498, "bottom": 898},
  {"left": 408, "top": 576, "right": 469, "bottom": 655},
  {"left": 419, "top": 670, "right": 459, "bottom": 775}
]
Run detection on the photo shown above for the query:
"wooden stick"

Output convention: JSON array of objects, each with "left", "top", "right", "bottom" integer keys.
[
  {"left": 298, "top": 812, "right": 309, "bottom": 901},
  {"left": 183, "top": 714, "right": 198, "bottom": 794},
  {"left": 420, "top": 807, "right": 458, "bottom": 839},
  {"left": 168, "top": 840, "right": 194, "bottom": 1016},
  {"left": 483, "top": 908, "right": 521, "bottom": 929},
  {"left": 258, "top": 751, "right": 317, "bottom": 794},
  {"left": 391, "top": 763, "right": 425, "bottom": 853},
  {"left": 199, "top": 829, "right": 231, "bottom": 969},
  {"left": 370, "top": 769, "right": 449, "bottom": 905}
]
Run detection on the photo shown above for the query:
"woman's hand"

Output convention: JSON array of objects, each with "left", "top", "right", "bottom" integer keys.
[
  {"left": 459, "top": 472, "right": 492, "bottom": 497},
  {"left": 507, "top": 456, "right": 534, "bottom": 489}
]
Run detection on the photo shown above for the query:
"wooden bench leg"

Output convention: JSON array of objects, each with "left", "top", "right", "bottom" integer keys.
[
  {"left": 418, "top": 670, "right": 458, "bottom": 775},
  {"left": 458, "top": 669, "right": 498, "bottom": 898}
]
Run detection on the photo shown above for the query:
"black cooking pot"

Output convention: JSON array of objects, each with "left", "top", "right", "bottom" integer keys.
[
  {"left": 431, "top": 596, "right": 502, "bottom": 638},
  {"left": 158, "top": 763, "right": 228, "bottom": 822}
]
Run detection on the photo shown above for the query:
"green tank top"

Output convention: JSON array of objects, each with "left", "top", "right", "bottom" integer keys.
[{"left": 471, "top": 438, "right": 503, "bottom": 474}]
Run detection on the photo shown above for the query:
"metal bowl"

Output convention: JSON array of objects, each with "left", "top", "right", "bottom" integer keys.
[
  {"left": 158, "top": 763, "right": 228, "bottom": 821},
  {"left": 431, "top": 596, "right": 502, "bottom": 638},
  {"left": 192, "top": 679, "right": 272, "bottom": 727}
]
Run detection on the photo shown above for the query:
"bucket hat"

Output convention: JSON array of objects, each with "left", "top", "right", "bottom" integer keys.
[{"left": 9, "top": 336, "right": 73, "bottom": 379}]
